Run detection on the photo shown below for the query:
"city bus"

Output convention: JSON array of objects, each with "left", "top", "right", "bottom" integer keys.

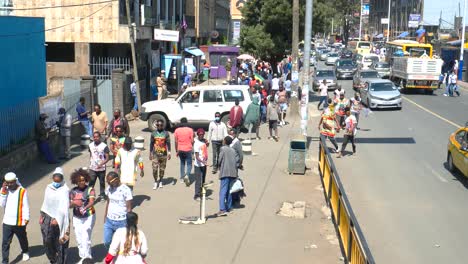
[
  {"left": 347, "top": 41, "right": 372, "bottom": 55},
  {"left": 385, "top": 40, "right": 433, "bottom": 62}
]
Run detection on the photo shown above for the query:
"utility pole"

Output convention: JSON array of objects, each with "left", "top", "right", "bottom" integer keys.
[
  {"left": 359, "top": 0, "right": 362, "bottom": 40},
  {"left": 292, "top": 0, "right": 300, "bottom": 91},
  {"left": 387, "top": 0, "right": 391, "bottom": 42},
  {"left": 125, "top": 0, "right": 142, "bottom": 111},
  {"left": 301, "top": 0, "right": 313, "bottom": 136},
  {"left": 459, "top": 0, "right": 466, "bottom": 80},
  {"left": 290, "top": 0, "right": 300, "bottom": 115}
]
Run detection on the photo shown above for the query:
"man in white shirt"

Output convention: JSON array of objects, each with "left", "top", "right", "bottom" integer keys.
[
  {"left": 208, "top": 112, "right": 228, "bottom": 174},
  {"left": 89, "top": 132, "right": 110, "bottom": 199},
  {"left": 271, "top": 73, "right": 280, "bottom": 91},
  {"left": 0, "top": 172, "right": 30, "bottom": 263},
  {"left": 115, "top": 137, "right": 144, "bottom": 192},
  {"left": 317, "top": 79, "right": 328, "bottom": 110},
  {"left": 337, "top": 108, "right": 357, "bottom": 158}
]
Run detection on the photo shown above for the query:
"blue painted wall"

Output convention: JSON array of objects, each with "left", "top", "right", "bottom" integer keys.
[
  {"left": 0, "top": 16, "right": 46, "bottom": 153},
  {"left": 0, "top": 16, "right": 46, "bottom": 110}
]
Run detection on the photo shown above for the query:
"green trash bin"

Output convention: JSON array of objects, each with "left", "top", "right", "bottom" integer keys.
[
  {"left": 202, "top": 69, "right": 209, "bottom": 81},
  {"left": 288, "top": 136, "right": 307, "bottom": 174}
]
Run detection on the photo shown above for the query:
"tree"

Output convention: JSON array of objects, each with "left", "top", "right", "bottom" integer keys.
[{"left": 239, "top": 25, "right": 275, "bottom": 59}]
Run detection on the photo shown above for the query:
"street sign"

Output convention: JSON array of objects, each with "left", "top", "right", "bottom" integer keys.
[
  {"left": 361, "top": 4, "right": 369, "bottom": 16},
  {"left": 408, "top": 14, "right": 420, "bottom": 28},
  {"left": 381, "top": 18, "right": 389, "bottom": 24}
]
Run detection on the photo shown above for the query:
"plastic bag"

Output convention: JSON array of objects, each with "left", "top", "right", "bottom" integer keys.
[
  {"left": 230, "top": 178, "right": 244, "bottom": 194},
  {"left": 363, "top": 107, "right": 372, "bottom": 117}
]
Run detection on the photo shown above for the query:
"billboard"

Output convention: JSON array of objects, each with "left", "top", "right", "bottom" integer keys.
[
  {"left": 408, "top": 14, "right": 421, "bottom": 28},
  {"left": 231, "top": 0, "right": 247, "bottom": 20},
  {"left": 361, "top": 4, "right": 370, "bottom": 16}
]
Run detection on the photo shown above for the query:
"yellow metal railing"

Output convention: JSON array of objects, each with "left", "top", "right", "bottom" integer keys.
[{"left": 318, "top": 137, "right": 375, "bottom": 264}]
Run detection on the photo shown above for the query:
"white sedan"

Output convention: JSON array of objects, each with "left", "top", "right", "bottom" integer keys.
[{"left": 325, "top": 53, "right": 339, "bottom": 66}]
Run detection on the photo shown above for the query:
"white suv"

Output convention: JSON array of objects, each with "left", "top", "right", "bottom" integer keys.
[{"left": 140, "top": 85, "right": 252, "bottom": 131}]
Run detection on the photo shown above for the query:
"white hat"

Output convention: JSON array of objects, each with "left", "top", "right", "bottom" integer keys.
[
  {"left": 4, "top": 172, "right": 17, "bottom": 181},
  {"left": 183, "top": 83, "right": 188, "bottom": 86},
  {"left": 53, "top": 167, "right": 64, "bottom": 176}
]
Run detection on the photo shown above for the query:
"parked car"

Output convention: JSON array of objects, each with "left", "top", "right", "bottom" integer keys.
[
  {"left": 313, "top": 69, "right": 338, "bottom": 91},
  {"left": 371, "top": 61, "right": 391, "bottom": 78},
  {"left": 325, "top": 53, "right": 340, "bottom": 66},
  {"left": 340, "top": 50, "right": 353, "bottom": 59},
  {"left": 353, "top": 69, "right": 382, "bottom": 90},
  {"left": 319, "top": 50, "right": 330, "bottom": 61},
  {"left": 447, "top": 123, "right": 468, "bottom": 177},
  {"left": 361, "top": 79, "right": 402, "bottom": 110},
  {"left": 357, "top": 54, "right": 380, "bottom": 69},
  {"left": 140, "top": 85, "right": 252, "bottom": 131},
  {"left": 335, "top": 59, "right": 358, "bottom": 80}
]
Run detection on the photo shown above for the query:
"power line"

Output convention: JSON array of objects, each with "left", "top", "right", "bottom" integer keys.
[
  {"left": 0, "top": 0, "right": 116, "bottom": 11},
  {"left": 0, "top": 3, "right": 112, "bottom": 38}
]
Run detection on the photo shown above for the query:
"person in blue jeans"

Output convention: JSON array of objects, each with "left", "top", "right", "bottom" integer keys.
[
  {"left": 76, "top": 97, "right": 93, "bottom": 136},
  {"left": 103, "top": 172, "right": 132, "bottom": 249},
  {"left": 174, "top": 118, "right": 193, "bottom": 186},
  {"left": 216, "top": 136, "right": 239, "bottom": 217}
]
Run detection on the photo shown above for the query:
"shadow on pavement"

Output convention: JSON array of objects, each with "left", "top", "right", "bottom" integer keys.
[
  {"left": 10, "top": 245, "right": 44, "bottom": 264},
  {"left": 444, "top": 162, "right": 468, "bottom": 189},
  {"left": 335, "top": 137, "right": 416, "bottom": 144},
  {"left": 132, "top": 195, "right": 151, "bottom": 209}
]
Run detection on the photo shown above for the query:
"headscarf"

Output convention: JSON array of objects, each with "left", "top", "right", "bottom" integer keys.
[{"left": 40, "top": 167, "right": 70, "bottom": 238}]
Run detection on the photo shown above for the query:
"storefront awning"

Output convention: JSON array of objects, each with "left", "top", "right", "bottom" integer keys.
[{"left": 184, "top": 47, "right": 205, "bottom": 59}]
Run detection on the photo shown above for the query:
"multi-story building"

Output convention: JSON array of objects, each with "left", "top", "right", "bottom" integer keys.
[{"left": 369, "top": 0, "right": 422, "bottom": 38}]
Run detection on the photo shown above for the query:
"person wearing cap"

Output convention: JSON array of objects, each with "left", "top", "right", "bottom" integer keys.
[
  {"left": 35, "top": 113, "right": 58, "bottom": 164},
  {"left": 149, "top": 119, "right": 172, "bottom": 190},
  {"left": 88, "top": 132, "right": 110, "bottom": 200},
  {"left": 157, "top": 70, "right": 167, "bottom": 101},
  {"left": 115, "top": 137, "right": 144, "bottom": 192},
  {"left": 40, "top": 167, "right": 70, "bottom": 264},
  {"left": 1, "top": 172, "right": 30, "bottom": 263},
  {"left": 193, "top": 128, "right": 209, "bottom": 200},
  {"left": 57, "top": 107, "right": 72, "bottom": 160},
  {"left": 208, "top": 112, "right": 228, "bottom": 174}
]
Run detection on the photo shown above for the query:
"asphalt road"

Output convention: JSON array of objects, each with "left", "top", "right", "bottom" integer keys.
[{"left": 313, "top": 60, "right": 468, "bottom": 263}]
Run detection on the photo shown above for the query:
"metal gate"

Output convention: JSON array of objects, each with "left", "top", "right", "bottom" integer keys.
[{"left": 96, "top": 80, "right": 113, "bottom": 118}]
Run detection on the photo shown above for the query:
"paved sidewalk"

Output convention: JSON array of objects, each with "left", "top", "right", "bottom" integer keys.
[{"left": 4, "top": 105, "right": 342, "bottom": 264}]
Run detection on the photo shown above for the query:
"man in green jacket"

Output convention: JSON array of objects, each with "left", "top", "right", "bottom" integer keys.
[{"left": 243, "top": 97, "right": 261, "bottom": 140}]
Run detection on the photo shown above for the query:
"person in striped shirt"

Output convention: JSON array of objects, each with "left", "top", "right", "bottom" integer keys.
[{"left": 0, "top": 172, "right": 30, "bottom": 264}]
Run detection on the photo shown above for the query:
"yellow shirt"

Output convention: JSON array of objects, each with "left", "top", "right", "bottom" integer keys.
[{"left": 92, "top": 111, "right": 108, "bottom": 134}]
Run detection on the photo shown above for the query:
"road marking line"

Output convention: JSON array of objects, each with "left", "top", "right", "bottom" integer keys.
[
  {"left": 402, "top": 96, "right": 463, "bottom": 128},
  {"left": 423, "top": 162, "right": 448, "bottom": 183}
]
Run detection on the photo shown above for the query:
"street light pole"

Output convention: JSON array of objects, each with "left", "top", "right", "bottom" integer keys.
[
  {"left": 359, "top": 0, "right": 362, "bottom": 40},
  {"left": 301, "top": 0, "right": 313, "bottom": 136},
  {"left": 387, "top": 0, "right": 391, "bottom": 42},
  {"left": 459, "top": 0, "right": 467, "bottom": 80}
]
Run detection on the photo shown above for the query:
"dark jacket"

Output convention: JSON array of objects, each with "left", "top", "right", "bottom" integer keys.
[
  {"left": 107, "top": 117, "right": 130, "bottom": 137},
  {"left": 35, "top": 120, "right": 48, "bottom": 141}
]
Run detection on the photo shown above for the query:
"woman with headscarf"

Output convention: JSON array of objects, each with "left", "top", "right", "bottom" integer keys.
[
  {"left": 39, "top": 167, "right": 70, "bottom": 264},
  {"left": 104, "top": 212, "right": 148, "bottom": 264},
  {"left": 243, "top": 96, "right": 261, "bottom": 140}
]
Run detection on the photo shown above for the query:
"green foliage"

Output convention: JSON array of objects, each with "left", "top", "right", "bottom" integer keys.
[{"left": 239, "top": 25, "right": 275, "bottom": 59}]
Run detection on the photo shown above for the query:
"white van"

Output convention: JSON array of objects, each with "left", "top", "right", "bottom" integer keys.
[
  {"left": 140, "top": 85, "right": 252, "bottom": 131},
  {"left": 358, "top": 54, "right": 380, "bottom": 69}
]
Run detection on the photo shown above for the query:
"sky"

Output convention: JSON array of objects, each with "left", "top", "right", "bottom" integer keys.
[{"left": 423, "top": 0, "right": 464, "bottom": 27}]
